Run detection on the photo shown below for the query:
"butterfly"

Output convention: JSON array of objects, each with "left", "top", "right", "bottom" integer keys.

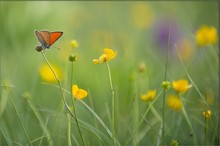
[{"left": 34, "top": 29, "right": 63, "bottom": 52}]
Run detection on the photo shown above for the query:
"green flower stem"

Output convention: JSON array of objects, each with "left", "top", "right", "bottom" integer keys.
[
  {"left": 161, "top": 26, "right": 170, "bottom": 146},
  {"left": 204, "top": 116, "right": 207, "bottom": 145},
  {"left": 88, "top": 90, "right": 99, "bottom": 129},
  {"left": 70, "top": 61, "right": 86, "bottom": 146},
  {"left": 175, "top": 45, "right": 208, "bottom": 107},
  {"left": 6, "top": 86, "right": 32, "bottom": 146},
  {"left": 204, "top": 94, "right": 207, "bottom": 145},
  {"left": 179, "top": 94, "right": 195, "bottom": 144},
  {"left": 106, "top": 62, "right": 115, "bottom": 146},
  {"left": 67, "top": 113, "right": 72, "bottom": 146},
  {"left": 162, "top": 89, "right": 166, "bottom": 146},
  {"left": 125, "top": 90, "right": 162, "bottom": 145},
  {"left": 41, "top": 51, "right": 75, "bottom": 119},
  {"left": 182, "top": 106, "right": 193, "bottom": 134},
  {"left": 150, "top": 103, "right": 162, "bottom": 122}
]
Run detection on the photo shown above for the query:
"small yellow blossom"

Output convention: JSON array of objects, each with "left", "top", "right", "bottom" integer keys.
[
  {"left": 70, "top": 40, "right": 79, "bottom": 48},
  {"left": 172, "top": 79, "right": 191, "bottom": 94},
  {"left": 39, "top": 64, "right": 62, "bottom": 83},
  {"left": 141, "top": 90, "right": 156, "bottom": 102},
  {"left": 93, "top": 48, "right": 117, "bottom": 64},
  {"left": 72, "top": 84, "right": 88, "bottom": 99},
  {"left": 195, "top": 25, "right": 218, "bottom": 47},
  {"left": 203, "top": 110, "right": 212, "bottom": 119},
  {"left": 167, "top": 95, "right": 183, "bottom": 111}
]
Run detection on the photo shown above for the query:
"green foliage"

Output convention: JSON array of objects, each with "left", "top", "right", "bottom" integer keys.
[{"left": 0, "top": 1, "right": 218, "bottom": 146}]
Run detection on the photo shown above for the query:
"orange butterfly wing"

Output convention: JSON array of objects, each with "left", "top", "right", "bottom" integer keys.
[
  {"left": 49, "top": 32, "right": 63, "bottom": 46},
  {"left": 34, "top": 30, "right": 49, "bottom": 49},
  {"left": 39, "top": 31, "right": 50, "bottom": 48}
]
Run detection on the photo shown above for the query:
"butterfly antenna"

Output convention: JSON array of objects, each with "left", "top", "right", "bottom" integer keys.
[{"left": 53, "top": 46, "right": 61, "bottom": 50}]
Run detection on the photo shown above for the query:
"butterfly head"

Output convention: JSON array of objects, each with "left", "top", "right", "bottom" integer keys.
[{"left": 35, "top": 45, "right": 44, "bottom": 52}]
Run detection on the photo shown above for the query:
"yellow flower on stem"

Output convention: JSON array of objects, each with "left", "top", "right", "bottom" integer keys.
[
  {"left": 140, "top": 90, "right": 156, "bottom": 102},
  {"left": 167, "top": 95, "right": 183, "bottom": 111},
  {"left": 203, "top": 110, "right": 212, "bottom": 119},
  {"left": 39, "top": 64, "right": 62, "bottom": 83},
  {"left": 72, "top": 84, "right": 88, "bottom": 99},
  {"left": 195, "top": 25, "right": 218, "bottom": 47},
  {"left": 172, "top": 79, "right": 192, "bottom": 94},
  {"left": 93, "top": 48, "right": 117, "bottom": 64},
  {"left": 70, "top": 40, "right": 79, "bottom": 49}
]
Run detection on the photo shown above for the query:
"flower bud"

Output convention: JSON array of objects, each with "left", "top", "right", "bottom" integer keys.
[
  {"left": 161, "top": 81, "right": 171, "bottom": 91},
  {"left": 69, "top": 54, "right": 77, "bottom": 62}
]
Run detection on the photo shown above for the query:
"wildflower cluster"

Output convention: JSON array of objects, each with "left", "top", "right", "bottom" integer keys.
[{"left": 167, "top": 79, "right": 191, "bottom": 111}]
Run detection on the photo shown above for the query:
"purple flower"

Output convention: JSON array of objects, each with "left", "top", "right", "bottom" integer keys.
[{"left": 153, "top": 17, "right": 183, "bottom": 55}]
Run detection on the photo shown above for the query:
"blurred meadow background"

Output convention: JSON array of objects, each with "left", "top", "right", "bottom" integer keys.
[{"left": 0, "top": 1, "right": 219, "bottom": 146}]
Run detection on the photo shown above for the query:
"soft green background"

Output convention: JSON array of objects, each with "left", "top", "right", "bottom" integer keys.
[{"left": 0, "top": 1, "right": 218, "bottom": 145}]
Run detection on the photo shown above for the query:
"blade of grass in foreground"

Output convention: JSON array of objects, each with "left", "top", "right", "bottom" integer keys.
[
  {"left": 0, "top": 120, "right": 14, "bottom": 145},
  {"left": 6, "top": 85, "right": 33, "bottom": 146},
  {"left": 125, "top": 90, "right": 162, "bottom": 145},
  {"left": 138, "top": 117, "right": 161, "bottom": 144},
  {"left": 24, "top": 95, "right": 54, "bottom": 146},
  {"left": 175, "top": 44, "right": 208, "bottom": 106},
  {"left": 75, "top": 119, "right": 110, "bottom": 145},
  {"left": 41, "top": 83, "right": 120, "bottom": 145},
  {"left": 0, "top": 84, "right": 12, "bottom": 117}
]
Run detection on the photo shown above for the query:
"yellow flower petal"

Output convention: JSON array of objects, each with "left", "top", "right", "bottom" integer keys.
[
  {"left": 39, "top": 64, "right": 62, "bottom": 83},
  {"left": 195, "top": 25, "right": 218, "bottom": 47},
  {"left": 72, "top": 84, "right": 88, "bottom": 99},
  {"left": 70, "top": 40, "right": 79, "bottom": 48},
  {"left": 76, "top": 89, "right": 88, "bottom": 99},
  {"left": 93, "top": 48, "right": 117, "bottom": 64},
  {"left": 172, "top": 79, "right": 191, "bottom": 94},
  {"left": 72, "top": 85, "right": 79, "bottom": 94},
  {"left": 99, "top": 54, "right": 107, "bottom": 62},
  {"left": 167, "top": 95, "right": 183, "bottom": 111},
  {"left": 104, "top": 48, "right": 117, "bottom": 61},
  {"left": 140, "top": 90, "right": 156, "bottom": 102},
  {"left": 93, "top": 59, "right": 101, "bottom": 64}
]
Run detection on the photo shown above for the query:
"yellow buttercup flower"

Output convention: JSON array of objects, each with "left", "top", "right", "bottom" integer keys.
[
  {"left": 140, "top": 90, "right": 156, "bottom": 102},
  {"left": 203, "top": 110, "right": 212, "bottom": 119},
  {"left": 72, "top": 84, "right": 88, "bottom": 99},
  {"left": 172, "top": 79, "right": 192, "bottom": 94},
  {"left": 195, "top": 25, "right": 218, "bottom": 47},
  {"left": 93, "top": 48, "right": 117, "bottom": 64},
  {"left": 70, "top": 40, "right": 79, "bottom": 49},
  {"left": 167, "top": 95, "right": 183, "bottom": 111},
  {"left": 39, "top": 64, "right": 62, "bottom": 83}
]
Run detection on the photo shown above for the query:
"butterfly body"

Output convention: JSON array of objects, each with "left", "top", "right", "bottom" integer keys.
[{"left": 34, "top": 29, "right": 63, "bottom": 51}]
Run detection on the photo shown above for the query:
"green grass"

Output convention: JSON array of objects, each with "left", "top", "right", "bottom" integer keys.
[{"left": 0, "top": 1, "right": 219, "bottom": 146}]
